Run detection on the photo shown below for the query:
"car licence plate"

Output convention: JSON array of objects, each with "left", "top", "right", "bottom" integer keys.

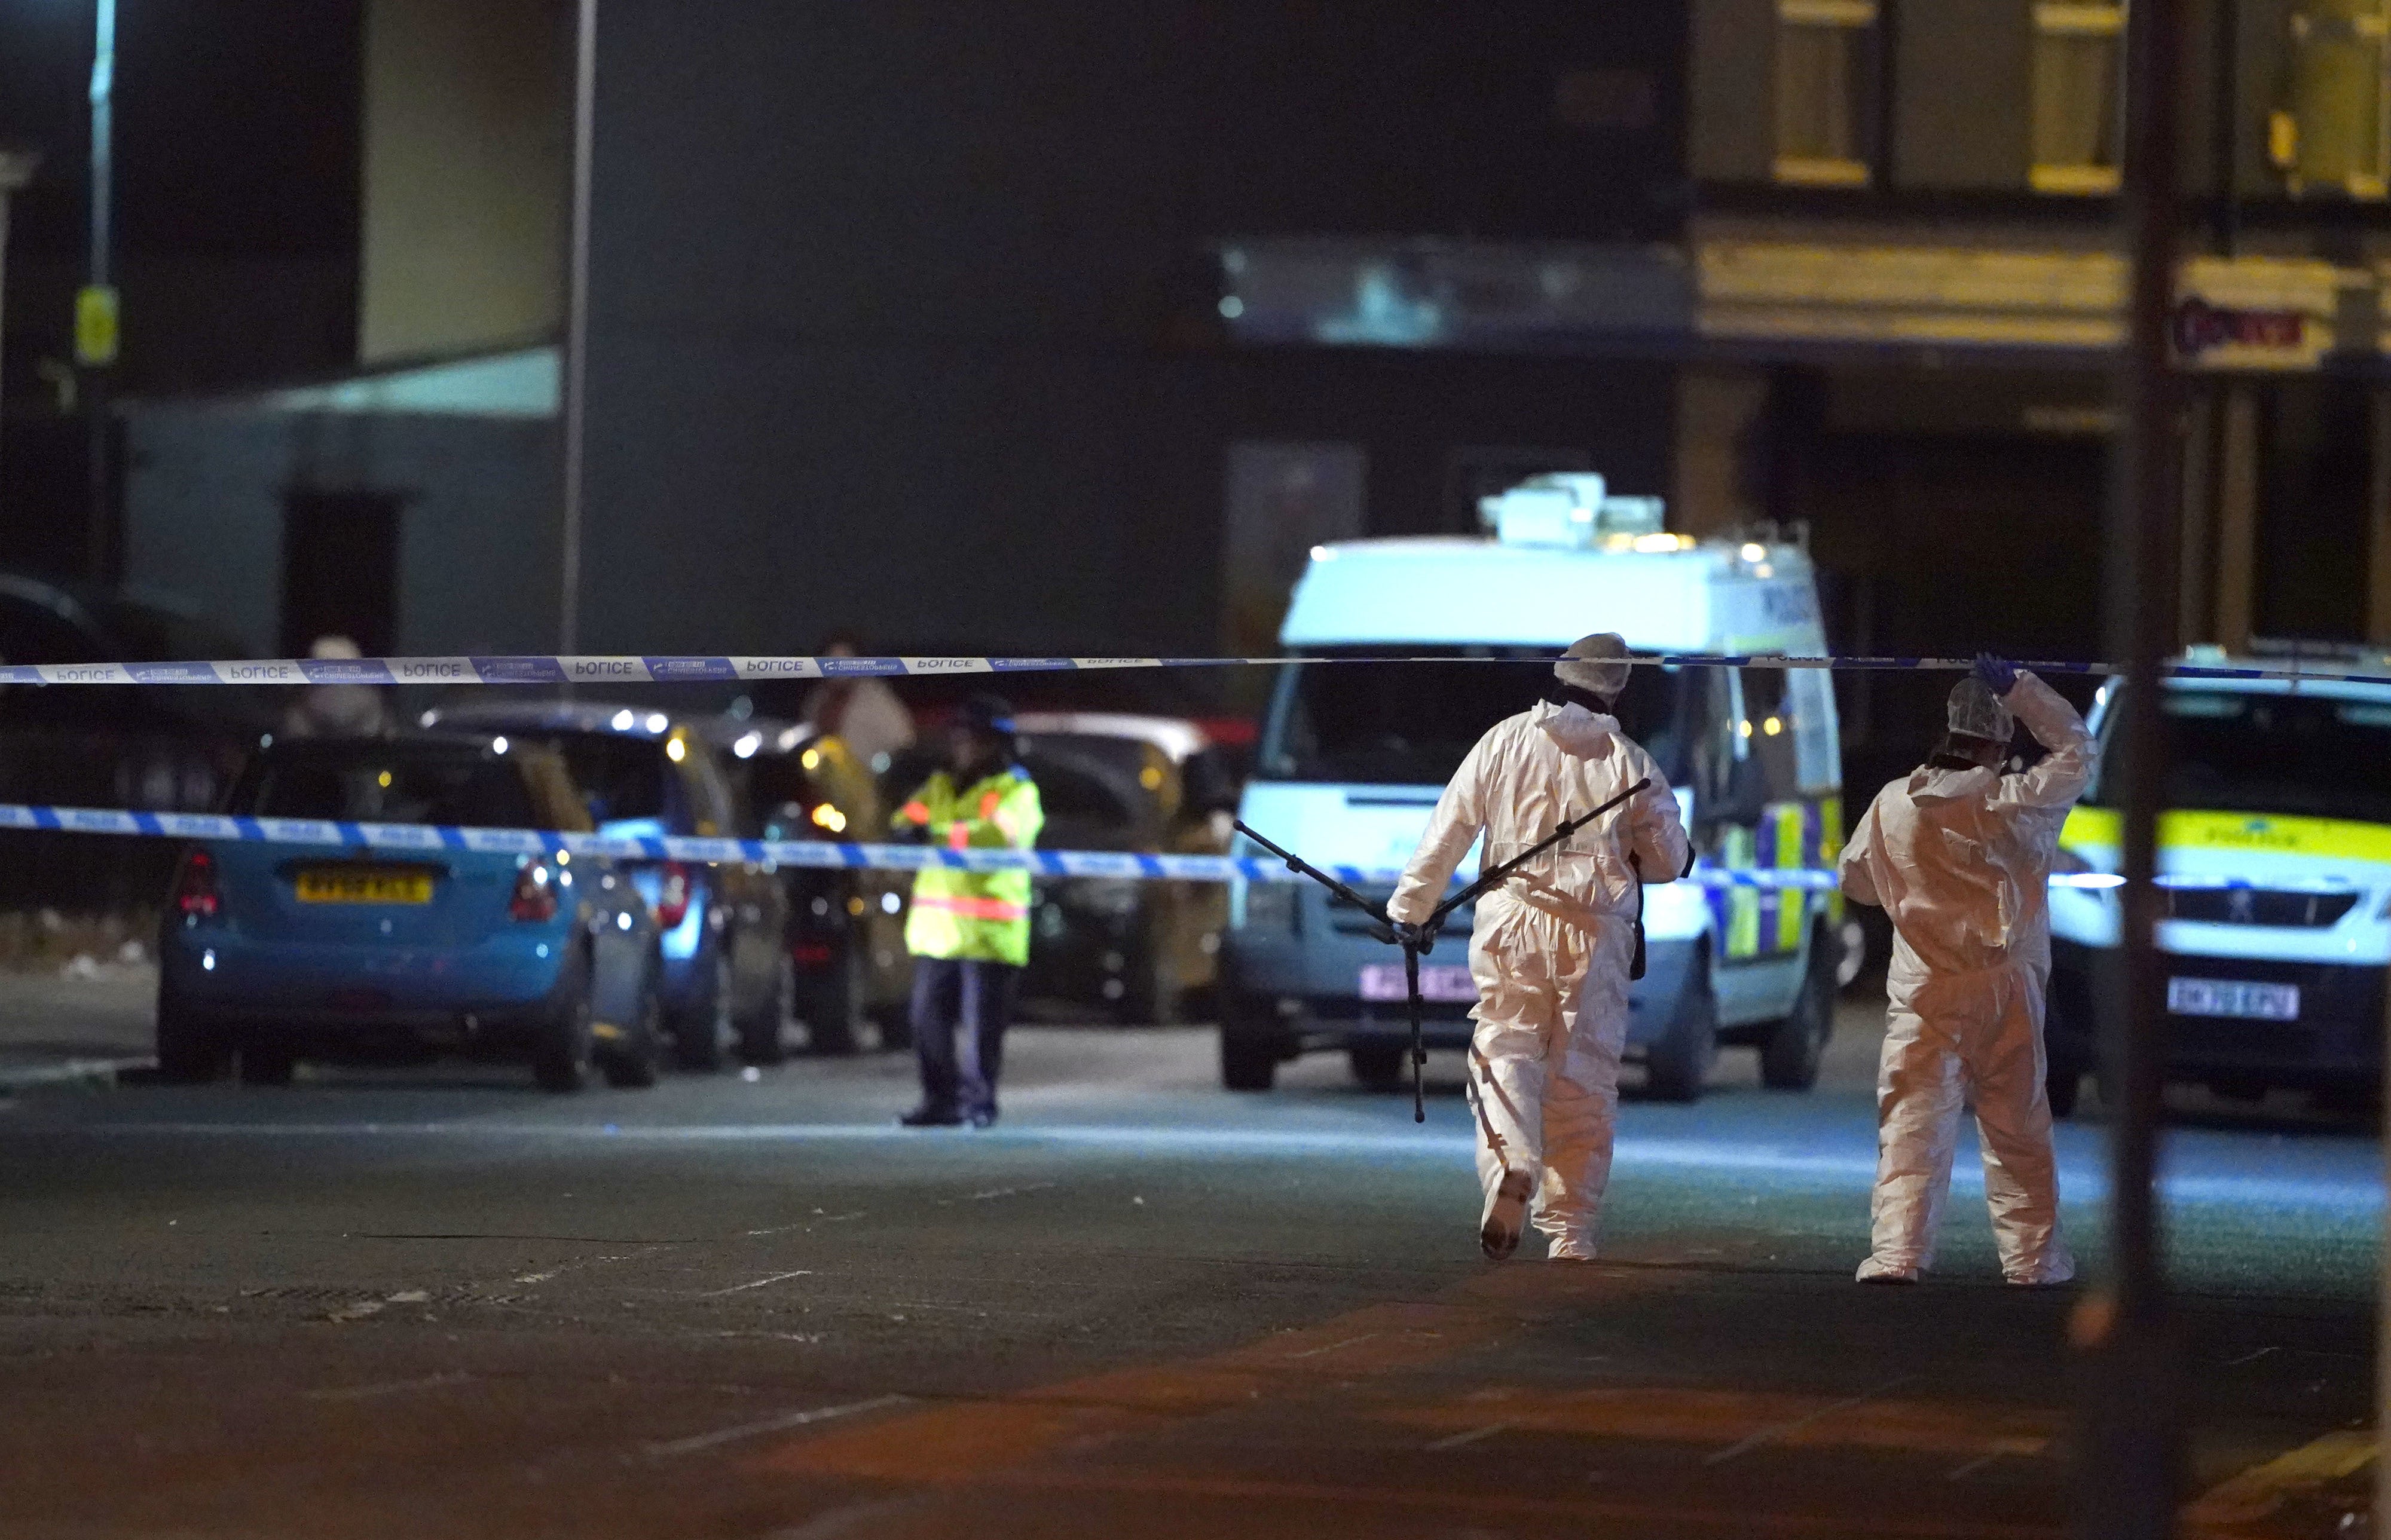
[
  {"left": 2167, "top": 977, "right": 2299, "bottom": 1021},
  {"left": 295, "top": 868, "right": 434, "bottom": 905},
  {"left": 1359, "top": 963, "right": 1476, "bottom": 1003}
]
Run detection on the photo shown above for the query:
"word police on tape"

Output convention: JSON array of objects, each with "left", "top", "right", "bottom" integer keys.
[{"left": 5, "top": 653, "right": 2391, "bottom": 688}]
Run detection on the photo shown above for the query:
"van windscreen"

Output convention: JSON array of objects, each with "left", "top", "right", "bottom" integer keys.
[
  {"left": 1255, "top": 653, "right": 1686, "bottom": 786},
  {"left": 2091, "top": 688, "right": 2391, "bottom": 824}
]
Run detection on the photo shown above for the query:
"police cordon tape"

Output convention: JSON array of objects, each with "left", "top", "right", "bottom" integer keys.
[
  {"left": 0, "top": 800, "right": 2175, "bottom": 891},
  {"left": 4, "top": 651, "right": 2390, "bottom": 688}
]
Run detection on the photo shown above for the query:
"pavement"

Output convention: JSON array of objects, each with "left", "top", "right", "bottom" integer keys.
[
  {"left": 0, "top": 986, "right": 2378, "bottom": 1538},
  {"left": 0, "top": 960, "right": 156, "bottom": 1088}
]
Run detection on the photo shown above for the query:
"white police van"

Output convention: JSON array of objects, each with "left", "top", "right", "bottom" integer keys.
[
  {"left": 1220, "top": 476, "right": 1846, "bottom": 1101},
  {"left": 2046, "top": 646, "right": 2391, "bottom": 1115}
]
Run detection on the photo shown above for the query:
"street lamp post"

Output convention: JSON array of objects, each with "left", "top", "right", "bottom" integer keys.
[{"left": 75, "top": 0, "right": 121, "bottom": 584}]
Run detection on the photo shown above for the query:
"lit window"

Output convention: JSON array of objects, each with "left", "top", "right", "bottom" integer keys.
[
  {"left": 2274, "top": 1, "right": 2390, "bottom": 199},
  {"left": 2031, "top": 3, "right": 2126, "bottom": 194},
  {"left": 1774, "top": 0, "right": 1878, "bottom": 187}
]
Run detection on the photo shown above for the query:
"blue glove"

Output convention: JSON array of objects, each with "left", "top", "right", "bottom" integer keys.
[{"left": 1971, "top": 653, "right": 2019, "bottom": 696}]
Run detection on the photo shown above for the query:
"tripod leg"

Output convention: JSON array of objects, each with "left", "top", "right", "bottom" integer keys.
[{"left": 1405, "top": 942, "right": 1424, "bottom": 1123}]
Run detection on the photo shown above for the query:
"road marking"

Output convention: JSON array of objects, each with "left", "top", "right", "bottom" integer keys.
[
  {"left": 2221, "top": 1345, "right": 2280, "bottom": 1368},
  {"left": 1946, "top": 1452, "right": 2004, "bottom": 1481},
  {"left": 643, "top": 1394, "right": 908, "bottom": 1458},
  {"left": 701, "top": 1270, "right": 814, "bottom": 1297},
  {"left": 1424, "top": 1420, "right": 1512, "bottom": 1451},
  {"left": 1703, "top": 1376, "right": 1919, "bottom": 1465},
  {"left": 2183, "top": 1428, "right": 2376, "bottom": 1531},
  {"left": 305, "top": 1371, "right": 470, "bottom": 1403},
  {"left": 945, "top": 1182, "right": 1057, "bottom": 1205},
  {"left": 1280, "top": 1334, "right": 1375, "bottom": 1361}
]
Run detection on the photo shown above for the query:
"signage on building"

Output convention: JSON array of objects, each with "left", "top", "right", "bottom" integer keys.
[{"left": 2169, "top": 297, "right": 2309, "bottom": 360}]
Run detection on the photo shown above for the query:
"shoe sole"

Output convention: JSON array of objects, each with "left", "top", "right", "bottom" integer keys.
[{"left": 1479, "top": 1170, "right": 1533, "bottom": 1262}]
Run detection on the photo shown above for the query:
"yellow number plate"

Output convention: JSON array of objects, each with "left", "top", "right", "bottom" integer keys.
[{"left": 294, "top": 869, "right": 434, "bottom": 905}]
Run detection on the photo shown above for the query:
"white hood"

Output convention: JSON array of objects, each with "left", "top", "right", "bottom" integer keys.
[{"left": 1534, "top": 697, "right": 1618, "bottom": 760}]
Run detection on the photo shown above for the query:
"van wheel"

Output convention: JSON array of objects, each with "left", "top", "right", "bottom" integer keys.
[
  {"left": 1222, "top": 1030, "right": 1279, "bottom": 1091},
  {"left": 2045, "top": 1052, "right": 2084, "bottom": 1119},
  {"left": 1645, "top": 953, "right": 1716, "bottom": 1103},
  {"left": 1760, "top": 929, "right": 1836, "bottom": 1091},
  {"left": 1349, "top": 1042, "right": 1405, "bottom": 1088}
]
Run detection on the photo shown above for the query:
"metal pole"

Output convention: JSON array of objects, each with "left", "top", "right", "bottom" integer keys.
[
  {"left": 2080, "top": 0, "right": 2184, "bottom": 1529},
  {"left": 557, "top": 0, "right": 597, "bottom": 654},
  {"left": 86, "top": 0, "right": 115, "bottom": 584}
]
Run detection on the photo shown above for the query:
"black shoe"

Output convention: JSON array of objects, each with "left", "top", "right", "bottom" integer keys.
[
  {"left": 967, "top": 1107, "right": 998, "bottom": 1129},
  {"left": 898, "top": 1106, "right": 964, "bottom": 1128}
]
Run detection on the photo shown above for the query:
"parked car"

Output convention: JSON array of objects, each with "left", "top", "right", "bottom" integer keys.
[
  {"left": 421, "top": 700, "right": 792, "bottom": 1068},
  {"left": 1013, "top": 713, "right": 1237, "bottom": 1022},
  {"left": 698, "top": 715, "right": 913, "bottom": 1053},
  {"left": 0, "top": 573, "right": 281, "bottom": 913},
  {"left": 155, "top": 733, "right": 663, "bottom": 1091}
]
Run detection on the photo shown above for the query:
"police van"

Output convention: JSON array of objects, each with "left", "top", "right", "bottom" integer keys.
[
  {"left": 1219, "top": 475, "right": 1846, "bottom": 1101},
  {"left": 2046, "top": 646, "right": 2391, "bottom": 1115}
]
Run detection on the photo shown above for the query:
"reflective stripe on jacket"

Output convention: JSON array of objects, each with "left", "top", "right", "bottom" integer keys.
[{"left": 892, "top": 766, "right": 1044, "bottom": 965}]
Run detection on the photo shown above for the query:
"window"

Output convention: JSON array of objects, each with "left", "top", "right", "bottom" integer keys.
[
  {"left": 2274, "top": 1, "right": 2390, "bottom": 198},
  {"left": 1774, "top": 0, "right": 1879, "bottom": 186},
  {"left": 2031, "top": 3, "right": 2126, "bottom": 193}
]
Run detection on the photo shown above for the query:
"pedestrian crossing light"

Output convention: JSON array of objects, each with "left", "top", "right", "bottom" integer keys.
[{"left": 74, "top": 284, "right": 119, "bottom": 368}]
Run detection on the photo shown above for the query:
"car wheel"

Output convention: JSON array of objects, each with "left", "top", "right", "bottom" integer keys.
[
  {"left": 800, "top": 947, "right": 864, "bottom": 1057},
  {"left": 601, "top": 982, "right": 664, "bottom": 1089},
  {"left": 1759, "top": 927, "right": 1836, "bottom": 1092},
  {"left": 669, "top": 951, "right": 731, "bottom": 1072},
  {"left": 238, "top": 1040, "right": 296, "bottom": 1087},
  {"left": 739, "top": 951, "right": 794, "bottom": 1066},
  {"left": 155, "top": 985, "right": 230, "bottom": 1084},
  {"left": 1349, "top": 1041, "right": 1405, "bottom": 1088},
  {"left": 1219, "top": 987, "right": 1280, "bottom": 1091},
  {"left": 870, "top": 1001, "right": 914, "bottom": 1053},
  {"left": 1644, "top": 949, "right": 1716, "bottom": 1103},
  {"left": 534, "top": 956, "right": 596, "bottom": 1092}
]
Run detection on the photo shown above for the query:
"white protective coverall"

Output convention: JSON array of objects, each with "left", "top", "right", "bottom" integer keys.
[
  {"left": 1390, "top": 699, "right": 1689, "bottom": 1260},
  {"left": 1837, "top": 672, "right": 2095, "bottom": 1284}
]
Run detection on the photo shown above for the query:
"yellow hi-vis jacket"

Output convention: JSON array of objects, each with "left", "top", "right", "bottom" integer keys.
[{"left": 892, "top": 766, "right": 1045, "bottom": 966}]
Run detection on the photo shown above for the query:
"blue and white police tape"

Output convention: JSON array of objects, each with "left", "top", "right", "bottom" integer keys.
[
  {"left": 0, "top": 800, "right": 2186, "bottom": 892},
  {"left": 7, "top": 651, "right": 2391, "bottom": 688}
]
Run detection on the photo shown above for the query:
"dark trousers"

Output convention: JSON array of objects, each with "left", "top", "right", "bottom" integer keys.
[{"left": 911, "top": 957, "right": 1019, "bottom": 1118}]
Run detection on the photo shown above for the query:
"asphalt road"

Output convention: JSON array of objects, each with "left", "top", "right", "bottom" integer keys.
[{"left": 0, "top": 993, "right": 2378, "bottom": 1539}]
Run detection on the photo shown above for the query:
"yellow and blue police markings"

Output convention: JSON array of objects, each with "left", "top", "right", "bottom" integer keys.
[
  {"left": 1712, "top": 797, "right": 1843, "bottom": 960},
  {"left": 2061, "top": 805, "right": 2391, "bottom": 867}
]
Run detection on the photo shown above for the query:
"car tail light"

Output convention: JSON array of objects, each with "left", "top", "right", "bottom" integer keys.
[
  {"left": 509, "top": 862, "right": 558, "bottom": 923},
  {"left": 655, "top": 861, "right": 692, "bottom": 929},
  {"left": 174, "top": 850, "right": 220, "bottom": 920},
  {"left": 791, "top": 941, "right": 834, "bottom": 966}
]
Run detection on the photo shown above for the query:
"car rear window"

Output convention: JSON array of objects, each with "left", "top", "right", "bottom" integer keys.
[
  {"left": 546, "top": 733, "right": 675, "bottom": 825},
  {"left": 234, "top": 752, "right": 541, "bottom": 828}
]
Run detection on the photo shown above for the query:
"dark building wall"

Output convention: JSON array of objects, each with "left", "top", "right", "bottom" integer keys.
[
  {"left": 578, "top": 1, "right": 1686, "bottom": 656},
  {"left": 123, "top": 408, "right": 559, "bottom": 656}
]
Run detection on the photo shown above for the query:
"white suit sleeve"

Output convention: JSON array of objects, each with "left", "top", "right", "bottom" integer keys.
[
  {"left": 1387, "top": 733, "right": 1491, "bottom": 926},
  {"left": 1998, "top": 672, "right": 2096, "bottom": 811},
  {"left": 1838, "top": 800, "right": 1882, "bottom": 908},
  {"left": 1627, "top": 768, "right": 1690, "bottom": 881}
]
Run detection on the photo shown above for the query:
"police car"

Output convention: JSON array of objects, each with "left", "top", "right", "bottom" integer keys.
[
  {"left": 1219, "top": 475, "right": 1846, "bottom": 1101},
  {"left": 2046, "top": 645, "right": 2391, "bottom": 1114}
]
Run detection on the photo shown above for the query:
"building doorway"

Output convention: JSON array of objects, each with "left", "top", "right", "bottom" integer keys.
[{"left": 280, "top": 490, "right": 403, "bottom": 660}]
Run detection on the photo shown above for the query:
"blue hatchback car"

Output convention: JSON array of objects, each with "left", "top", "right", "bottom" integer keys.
[{"left": 155, "top": 733, "right": 662, "bottom": 1091}]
